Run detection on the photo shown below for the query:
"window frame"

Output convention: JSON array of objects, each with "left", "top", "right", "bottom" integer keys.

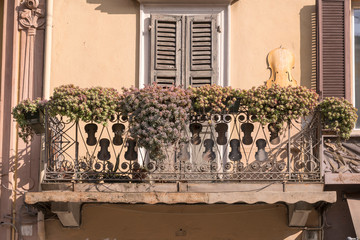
[
  {"left": 139, "top": 4, "right": 230, "bottom": 88},
  {"left": 351, "top": 1, "right": 360, "bottom": 131}
]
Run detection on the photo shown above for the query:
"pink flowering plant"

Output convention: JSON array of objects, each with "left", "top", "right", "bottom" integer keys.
[
  {"left": 13, "top": 82, "right": 358, "bottom": 148},
  {"left": 190, "top": 85, "right": 246, "bottom": 114},
  {"left": 48, "top": 84, "right": 120, "bottom": 124},
  {"left": 319, "top": 97, "right": 358, "bottom": 139},
  {"left": 245, "top": 85, "right": 319, "bottom": 130},
  {"left": 119, "top": 84, "right": 191, "bottom": 160},
  {"left": 11, "top": 98, "right": 48, "bottom": 143}
]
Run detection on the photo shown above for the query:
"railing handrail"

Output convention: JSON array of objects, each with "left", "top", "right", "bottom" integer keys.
[{"left": 44, "top": 109, "right": 322, "bottom": 183}]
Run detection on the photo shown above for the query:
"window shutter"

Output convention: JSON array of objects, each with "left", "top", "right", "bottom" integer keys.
[
  {"left": 150, "top": 15, "right": 182, "bottom": 87},
  {"left": 185, "top": 15, "right": 218, "bottom": 87},
  {"left": 317, "top": 0, "right": 350, "bottom": 100}
]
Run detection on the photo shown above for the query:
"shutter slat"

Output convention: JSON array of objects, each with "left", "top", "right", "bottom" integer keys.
[
  {"left": 157, "top": 51, "right": 176, "bottom": 56},
  {"left": 157, "top": 23, "right": 176, "bottom": 28},
  {"left": 190, "top": 77, "right": 212, "bottom": 86},
  {"left": 157, "top": 55, "right": 175, "bottom": 60},
  {"left": 193, "top": 33, "right": 212, "bottom": 37},
  {"left": 157, "top": 42, "right": 176, "bottom": 47},
  {"left": 157, "top": 37, "right": 176, "bottom": 42},
  {"left": 157, "top": 46, "right": 176, "bottom": 51}
]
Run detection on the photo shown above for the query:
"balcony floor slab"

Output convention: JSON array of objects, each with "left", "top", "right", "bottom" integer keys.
[{"left": 27, "top": 183, "right": 336, "bottom": 205}]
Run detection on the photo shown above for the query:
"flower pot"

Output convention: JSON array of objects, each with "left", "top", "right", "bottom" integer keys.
[
  {"left": 103, "top": 174, "right": 131, "bottom": 183},
  {"left": 132, "top": 168, "right": 148, "bottom": 182},
  {"left": 192, "top": 97, "right": 241, "bottom": 114},
  {"left": 191, "top": 98, "right": 211, "bottom": 113},
  {"left": 227, "top": 97, "right": 241, "bottom": 114},
  {"left": 321, "top": 129, "right": 338, "bottom": 136},
  {"left": 84, "top": 171, "right": 101, "bottom": 183},
  {"left": 24, "top": 110, "right": 45, "bottom": 134}
]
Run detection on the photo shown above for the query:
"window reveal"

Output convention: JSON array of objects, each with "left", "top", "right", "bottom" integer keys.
[
  {"left": 150, "top": 14, "right": 218, "bottom": 88},
  {"left": 353, "top": 9, "right": 360, "bottom": 128}
]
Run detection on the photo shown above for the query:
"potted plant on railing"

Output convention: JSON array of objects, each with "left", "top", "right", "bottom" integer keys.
[
  {"left": 119, "top": 83, "right": 191, "bottom": 161},
  {"left": 12, "top": 98, "right": 48, "bottom": 143},
  {"left": 190, "top": 85, "right": 246, "bottom": 114},
  {"left": 48, "top": 84, "right": 121, "bottom": 124},
  {"left": 47, "top": 85, "right": 122, "bottom": 181},
  {"left": 245, "top": 84, "right": 319, "bottom": 131},
  {"left": 131, "top": 165, "right": 148, "bottom": 181},
  {"left": 319, "top": 97, "right": 358, "bottom": 140}
]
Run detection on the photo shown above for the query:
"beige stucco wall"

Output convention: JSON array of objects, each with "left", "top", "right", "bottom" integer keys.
[
  {"left": 46, "top": 1, "right": 320, "bottom": 238},
  {"left": 45, "top": 204, "right": 319, "bottom": 240},
  {"left": 230, "top": 0, "right": 316, "bottom": 89},
  {"left": 50, "top": 0, "right": 315, "bottom": 92},
  {"left": 50, "top": 0, "right": 139, "bottom": 91}
]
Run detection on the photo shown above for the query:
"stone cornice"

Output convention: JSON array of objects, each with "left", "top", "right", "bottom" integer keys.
[{"left": 137, "top": 0, "right": 232, "bottom": 4}]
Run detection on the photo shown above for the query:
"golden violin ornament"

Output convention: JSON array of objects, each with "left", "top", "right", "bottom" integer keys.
[{"left": 266, "top": 47, "right": 298, "bottom": 88}]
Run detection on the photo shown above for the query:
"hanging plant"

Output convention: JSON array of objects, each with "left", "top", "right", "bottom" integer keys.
[
  {"left": 12, "top": 98, "right": 48, "bottom": 143},
  {"left": 119, "top": 84, "right": 191, "bottom": 160},
  {"left": 190, "top": 85, "right": 246, "bottom": 114},
  {"left": 48, "top": 84, "right": 121, "bottom": 124},
  {"left": 245, "top": 85, "right": 319, "bottom": 129},
  {"left": 319, "top": 97, "right": 358, "bottom": 140}
]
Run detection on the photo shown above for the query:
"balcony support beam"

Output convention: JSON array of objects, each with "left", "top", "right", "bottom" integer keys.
[
  {"left": 51, "top": 202, "right": 81, "bottom": 227},
  {"left": 288, "top": 202, "right": 313, "bottom": 227},
  {"left": 26, "top": 190, "right": 336, "bottom": 205}
]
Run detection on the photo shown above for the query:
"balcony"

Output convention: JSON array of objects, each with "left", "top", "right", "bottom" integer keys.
[
  {"left": 42, "top": 108, "right": 322, "bottom": 184},
  {"left": 19, "top": 83, "right": 341, "bottom": 227},
  {"left": 24, "top": 107, "right": 337, "bottom": 227}
]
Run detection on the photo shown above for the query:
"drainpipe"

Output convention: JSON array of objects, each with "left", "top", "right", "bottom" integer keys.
[
  {"left": 37, "top": 1, "right": 53, "bottom": 239},
  {"left": 42, "top": 0, "right": 52, "bottom": 99}
]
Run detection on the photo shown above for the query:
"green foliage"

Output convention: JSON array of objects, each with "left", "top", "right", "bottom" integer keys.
[
  {"left": 119, "top": 84, "right": 191, "bottom": 160},
  {"left": 48, "top": 84, "right": 121, "bottom": 124},
  {"left": 190, "top": 85, "right": 246, "bottom": 114},
  {"left": 319, "top": 97, "right": 358, "bottom": 139},
  {"left": 11, "top": 98, "right": 47, "bottom": 143},
  {"left": 245, "top": 85, "right": 319, "bottom": 129},
  {"left": 12, "top": 83, "right": 359, "bottom": 151}
]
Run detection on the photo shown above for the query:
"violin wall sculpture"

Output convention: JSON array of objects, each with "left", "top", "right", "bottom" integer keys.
[{"left": 266, "top": 47, "right": 298, "bottom": 88}]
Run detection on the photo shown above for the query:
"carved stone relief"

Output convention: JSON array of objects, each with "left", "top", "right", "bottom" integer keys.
[{"left": 18, "top": 0, "right": 45, "bottom": 99}]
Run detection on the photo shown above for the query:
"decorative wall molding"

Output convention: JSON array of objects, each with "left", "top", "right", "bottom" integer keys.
[
  {"left": 18, "top": 0, "right": 45, "bottom": 99},
  {"left": 19, "top": 0, "right": 45, "bottom": 35}
]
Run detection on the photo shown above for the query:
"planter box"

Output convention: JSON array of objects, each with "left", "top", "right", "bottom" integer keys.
[
  {"left": 228, "top": 97, "right": 241, "bottom": 113},
  {"left": 321, "top": 129, "right": 338, "bottom": 137},
  {"left": 191, "top": 97, "right": 241, "bottom": 114},
  {"left": 24, "top": 110, "right": 45, "bottom": 134}
]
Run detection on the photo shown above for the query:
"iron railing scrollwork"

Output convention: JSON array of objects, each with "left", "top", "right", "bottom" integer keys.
[{"left": 44, "top": 107, "right": 322, "bottom": 183}]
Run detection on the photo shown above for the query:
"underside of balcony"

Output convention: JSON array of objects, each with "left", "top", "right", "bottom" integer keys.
[
  {"left": 26, "top": 182, "right": 336, "bottom": 205},
  {"left": 27, "top": 109, "right": 339, "bottom": 228}
]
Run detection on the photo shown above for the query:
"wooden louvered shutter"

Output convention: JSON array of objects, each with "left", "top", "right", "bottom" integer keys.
[
  {"left": 150, "top": 15, "right": 182, "bottom": 87},
  {"left": 318, "top": 0, "right": 350, "bottom": 100},
  {"left": 185, "top": 15, "right": 218, "bottom": 87}
]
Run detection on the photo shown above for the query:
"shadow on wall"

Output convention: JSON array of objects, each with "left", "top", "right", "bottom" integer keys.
[
  {"left": 86, "top": 0, "right": 139, "bottom": 14},
  {"left": 86, "top": 0, "right": 140, "bottom": 87},
  {"left": 300, "top": 5, "right": 317, "bottom": 90},
  {"left": 45, "top": 204, "right": 309, "bottom": 240}
]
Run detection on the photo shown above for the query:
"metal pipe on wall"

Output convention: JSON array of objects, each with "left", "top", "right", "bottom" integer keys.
[
  {"left": 37, "top": 0, "right": 54, "bottom": 239},
  {"left": 42, "top": 0, "right": 52, "bottom": 99}
]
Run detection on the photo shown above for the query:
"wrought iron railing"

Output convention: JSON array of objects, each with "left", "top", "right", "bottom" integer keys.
[
  {"left": 43, "top": 108, "right": 322, "bottom": 183},
  {"left": 323, "top": 137, "right": 360, "bottom": 174}
]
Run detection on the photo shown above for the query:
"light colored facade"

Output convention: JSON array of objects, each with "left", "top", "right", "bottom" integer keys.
[{"left": 0, "top": 0, "right": 359, "bottom": 240}]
